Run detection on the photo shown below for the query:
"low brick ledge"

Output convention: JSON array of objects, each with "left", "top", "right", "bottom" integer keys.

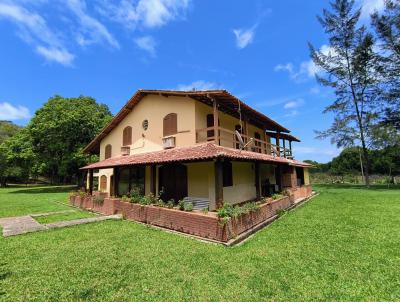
[{"left": 70, "top": 186, "right": 313, "bottom": 243}]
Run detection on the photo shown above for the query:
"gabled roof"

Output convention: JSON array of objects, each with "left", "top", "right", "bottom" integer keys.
[
  {"left": 83, "top": 89, "right": 291, "bottom": 154},
  {"left": 81, "top": 143, "right": 311, "bottom": 170}
]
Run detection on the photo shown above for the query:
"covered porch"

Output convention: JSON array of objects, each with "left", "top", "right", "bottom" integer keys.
[{"left": 82, "top": 143, "right": 311, "bottom": 211}]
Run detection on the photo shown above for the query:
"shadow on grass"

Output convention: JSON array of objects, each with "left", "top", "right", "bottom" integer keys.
[
  {"left": 7, "top": 185, "right": 78, "bottom": 194},
  {"left": 313, "top": 183, "right": 400, "bottom": 191}
]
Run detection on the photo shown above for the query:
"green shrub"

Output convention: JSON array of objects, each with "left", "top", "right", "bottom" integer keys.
[
  {"left": 129, "top": 187, "right": 142, "bottom": 203},
  {"left": 167, "top": 200, "right": 175, "bottom": 209},
  {"left": 79, "top": 191, "right": 89, "bottom": 198},
  {"left": 217, "top": 202, "right": 259, "bottom": 219},
  {"left": 121, "top": 195, "right": 130, "bottom": 203},
  {"left": 178, "top": 200, "right": 185, "bottom": 211},
  {"left": 271, "top": 193, "right": 284, "bottom": 200},
  {"left": 183, "top": 202, "right": 194, "bottom": 212},
  {"left": 202, "top": 207, "right": 209, "bottom": 215}
]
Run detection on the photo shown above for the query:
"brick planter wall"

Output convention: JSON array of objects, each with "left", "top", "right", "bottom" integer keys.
[
  {"left": 289, "top": 185, "right": 312, "bottom": 202},
  {"left": 69, "top": 186, "right": 312, "bottom": 243}
]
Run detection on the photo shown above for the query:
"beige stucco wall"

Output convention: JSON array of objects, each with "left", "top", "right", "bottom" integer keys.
[
  {"left": 223, "top": 162, "right": 256, "bottom": 205},
  {"left": 97, "top": 168, "right": 113, "bottom": 193},
  {"left": 99, "top": 94, "right": 197, "bottom": 161}
]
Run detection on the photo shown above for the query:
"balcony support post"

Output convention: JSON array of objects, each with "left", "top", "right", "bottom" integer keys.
[
  {"left": 213, "top": 98, "right": 219, "bottom": 144},
  {"left": 276, "top": 132, "right": 281, "bottom": 157}
]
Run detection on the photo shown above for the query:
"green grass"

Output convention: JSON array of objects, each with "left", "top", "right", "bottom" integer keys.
[
  {"left": 34, "top": 211, "right": 97, "bottom": 224},
  {"left": 0, "top": 185, "right": 76, "bottom": 218},
  {"left": 1, "top": 184, "right": 400, "bottom": 301}
]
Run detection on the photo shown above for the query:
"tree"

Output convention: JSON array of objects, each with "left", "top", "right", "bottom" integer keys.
[
  {"left": 371, "top": 0, "right": 400, "bottom": 145},
  {"left": 0, "top": 121, "right": 21, "bottom": 144},
  {"left": 311, "top": 0, "right": 381, "bottom": 187},
  {"left": 27, "top": 95, "right": 112, "bottom": 183},
  {"left": 0, "top": 125, "right": 31, "bottom": 187}
]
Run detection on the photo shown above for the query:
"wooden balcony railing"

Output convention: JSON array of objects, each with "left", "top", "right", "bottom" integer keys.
[{"left": 196, "top": 127, "right": 294, "bottom": 159}]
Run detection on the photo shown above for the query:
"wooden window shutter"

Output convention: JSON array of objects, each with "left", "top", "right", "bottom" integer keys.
[
  {"left": 123, "top": 126, "right": 132, "bottom": 146},
  {"left": 105, "top": 144, "right": 112, "bottom": 159},
  {"left": 163, "top": 113, "right": 177, "bottom": 136},
  {"left": 100, "top": 175, "right": 107, "bottom": 191}
]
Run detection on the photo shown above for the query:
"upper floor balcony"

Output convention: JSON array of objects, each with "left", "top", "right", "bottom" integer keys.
[{"left": 196, "top": 126, "right": 296, "bottom": 159}]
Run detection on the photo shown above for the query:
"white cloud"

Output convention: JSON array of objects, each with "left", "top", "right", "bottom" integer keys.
[
  {"left": 275, "top": 44, "right": 334, "bottom": 82},
  {"left": 0, "top": 102, "right": 31, "bottom": 120},
  {"left": 36, "top": 46, "right": 75, "bottom": 65},
  {"left": 66, "top": 0, "right": 119, "bottom": 49},
  {"left": 358, "top": 0, "right": 385, "bottom": 19},
  {"left": 233, "top": 25, "right": 256, "bottom": 49},
  {"left": 176, "top": 80, "right": 220, "bottom": 91},
  {"left": 284, "top": 99, "right": 304, "bottom": 109},
  {"left": 283, "top": 98, "right": 304, "bottom": 117},
  {"left": 135, "top": 36, "right": 156, "bottom": 56},
  {"left": 0, "top": 2, "right": 74, "bottom": 65},
  {"left": 96, "top": 0, "right": 190, "bottom": 29}
]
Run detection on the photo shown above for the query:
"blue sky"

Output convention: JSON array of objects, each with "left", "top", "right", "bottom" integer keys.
[{"left": 0, "top": 0, "right": 384, "bottom": 162}]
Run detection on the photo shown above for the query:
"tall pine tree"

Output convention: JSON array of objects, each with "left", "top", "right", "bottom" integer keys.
[{"left": 311, "top": 0, "right": 380, "bottom": 187}]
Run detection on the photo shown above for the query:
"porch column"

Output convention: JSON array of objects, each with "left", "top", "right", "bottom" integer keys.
[
  {"left": 289, "top": 141, "right": 293, "bottom": 157},
  {"left": 88, "top": 169, "right": 94, "bottom": 195},
  {"left": 276, "top": 132, "right": 281, "bottom": 157},
  {"left": 283, "top": 139, "right": 286, "bottom": 157},
  {"left": 276, "top": 165, "right": 283, "bottom": 191},
  {"left": 255, "top": 162, "right": 261, "bottom": 199},
  {"left": 150, "top": 165, "right": 156, "bottom": 195},
  {"left": 214, "top": 159, "right": 224, "bottom": 209},
  {"left": 113, "top": 167, "right": 119, "bottom": 197},
  {"left": 213, "top": 98, "right": 219, "bottom": 144}
]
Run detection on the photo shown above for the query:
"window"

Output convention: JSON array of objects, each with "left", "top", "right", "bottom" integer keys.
[
  {"left": 206, "top": 114, "right": 221, "bottom": 141},
  {"left": 105, "top": 144, "right": 112, "bottom": 159},
  {"left": 163, "top": 113, "right": 177, "bottom": 136},
  {"left": 122, "top": 126, "right": 132, "bottom": 146},
  {"left": 118, "top": 166, "right": 145, "bottom": 196},
  {"left": 223, "top": 161, "right": 233, "bottom": 187}
]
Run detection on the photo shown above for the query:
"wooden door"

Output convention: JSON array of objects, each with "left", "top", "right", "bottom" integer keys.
[
  {"left": 100, "top": 175, "right": 107, "bottom": 191},
  {"left": 159, "top": 164, "right": 188, "bottom": 202}
]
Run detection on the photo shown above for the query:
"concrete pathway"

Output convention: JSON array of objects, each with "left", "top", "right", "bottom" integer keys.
[
  {"left": 0, "top": 216, "right": 46, "bottom": 237},
  {"left": 0, "top": 214, "right": 122, "bottom": 237}
]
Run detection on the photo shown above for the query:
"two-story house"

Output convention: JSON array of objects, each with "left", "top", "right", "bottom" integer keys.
[{"left": 81, "top": 89, "right": 312, "bottom": 210}]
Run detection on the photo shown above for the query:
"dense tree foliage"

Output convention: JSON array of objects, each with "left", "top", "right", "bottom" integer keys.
[
  {"left": 307, "top": 146, "right": 400, "bottom": 184},
  {"left": 0, "top": 96, "right": 112, "bottom": 186},
  {"left": 0, "top": 121, "right": 21, "bottom": 144}
]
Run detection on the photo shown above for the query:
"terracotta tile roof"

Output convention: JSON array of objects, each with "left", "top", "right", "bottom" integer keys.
[
  {"left": 81, "top": 143, "right": 312, "bottom": 170},
  {"left": 83, "top": 89, "right": 291, "bottom": 154}
]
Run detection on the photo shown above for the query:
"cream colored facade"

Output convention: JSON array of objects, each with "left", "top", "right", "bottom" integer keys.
[{"left": 93, "top": 94, "right": 309, "bottom": 210}]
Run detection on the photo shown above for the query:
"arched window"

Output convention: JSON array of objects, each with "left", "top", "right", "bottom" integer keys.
[
  {"left": 122, "top": 126, "right": 132, "bottom": 146},
  {"left": 105, "top": 144, "right": 112, "bottom": 159},
  {"left": 100, "top": 175, "right": 107, "bottom": 191},
  {"left": 163, "top": 113, "right": 177, "bottom": 137}
]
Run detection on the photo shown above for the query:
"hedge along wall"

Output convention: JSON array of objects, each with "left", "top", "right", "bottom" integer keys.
[{"left": 70, "top": 186, "right": 312, "bottom": 243}]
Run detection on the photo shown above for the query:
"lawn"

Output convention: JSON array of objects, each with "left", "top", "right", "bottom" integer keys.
[
  {"left": 0, "top": 185, "right": 76, "bottom": 218},
  {"left": 1, "top": 185, "right": 400, "bottom": 301},
  {"left": 33, "top": 211, "right": 97, "bottom": 224}
]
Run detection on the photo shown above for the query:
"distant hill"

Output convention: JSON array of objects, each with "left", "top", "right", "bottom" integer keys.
[{"left": 0, "top": 121, "right": 22, "bottom": 144}]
